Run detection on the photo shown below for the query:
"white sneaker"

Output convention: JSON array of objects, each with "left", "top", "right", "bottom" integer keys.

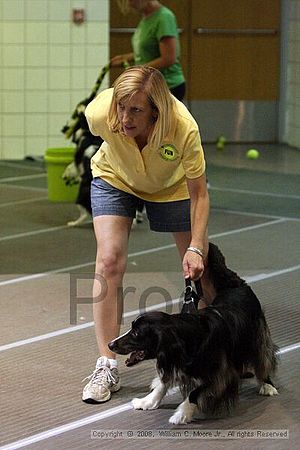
[
  {"left": 132, "top": 210, "right": 144, "bottom": 228},
  {"left": 82, "top": 357, "right": 121, "bottom": 403},
  {"left": 136, "top": 211, "right": 144, "bottom": 223}
]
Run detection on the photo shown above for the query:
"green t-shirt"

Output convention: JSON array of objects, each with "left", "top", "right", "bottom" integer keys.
[{"left": 132, "top": 6, "right": 185, "bottom": 89}]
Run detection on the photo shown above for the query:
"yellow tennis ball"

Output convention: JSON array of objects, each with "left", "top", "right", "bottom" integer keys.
[
  {"left": 216, "top": 135, "right": 226, "bottom": 150},
  {"left": 246, "top": 149, "right": 260, "bottom": 159}
]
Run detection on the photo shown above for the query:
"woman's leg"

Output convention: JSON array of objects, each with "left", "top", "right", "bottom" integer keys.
[
  {"left": 172, "top": 230, "right": 216, "bottom": 306},
  {"left": 82, "top": 214, "right": 133, "bottom": 403},
  {"left": 83, "top": 178, "right": 140, "bottom": 403},
  {"left": 93, "top": 214, "right": 132, "bottom": 358}
]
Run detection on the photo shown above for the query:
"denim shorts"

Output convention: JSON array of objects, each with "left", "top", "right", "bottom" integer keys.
[{"left": 91, "top": 178, "right": 191, "bottom": 232}]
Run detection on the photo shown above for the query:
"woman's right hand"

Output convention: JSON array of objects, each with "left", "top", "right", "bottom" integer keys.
[
  {"left": 110, "top": 53, "right": 133, "bottom": 67},
  {"left": 110, "top": 55, "right": 125, "bottom": 67}
]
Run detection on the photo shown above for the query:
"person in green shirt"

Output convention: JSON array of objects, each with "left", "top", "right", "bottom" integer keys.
[{"left": 111, "top": 0, "right": 186, "bottom": 101}]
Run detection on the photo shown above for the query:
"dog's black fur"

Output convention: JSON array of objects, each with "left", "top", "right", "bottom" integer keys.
[{"left": 109, "top": 242, "right": 278, "bottom": 424}]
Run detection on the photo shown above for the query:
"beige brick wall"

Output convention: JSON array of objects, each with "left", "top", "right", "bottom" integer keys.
[{"left": 0, "top": 0, "right": 109, "bottom": 159}]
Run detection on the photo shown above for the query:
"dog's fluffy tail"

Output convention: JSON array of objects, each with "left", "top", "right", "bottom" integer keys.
[{"left": 208, "top": 242, "right": 245, "bottom": 291}]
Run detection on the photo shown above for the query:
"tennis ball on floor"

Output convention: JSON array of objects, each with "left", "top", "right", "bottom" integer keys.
[
  {"left": 216, "top": 135, "right": 226, "bottom": 150},
  {"left": 246, "top": 149, "right": 260, "bottom": 159}
]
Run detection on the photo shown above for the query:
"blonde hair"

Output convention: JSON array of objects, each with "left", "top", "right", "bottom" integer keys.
[{"left": 107, "top": 66, "right": 175, "bottom": 149}]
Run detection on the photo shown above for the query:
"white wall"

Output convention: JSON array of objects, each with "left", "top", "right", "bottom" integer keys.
[
  {"left": 284, "top": 0, "right": 300, "bottom": 148},
  {"left": 1, "top": 0, "right": 300, "bottom": 159},
  {"left": 0, "top": 0, "right": 109, "bottom": 159}
]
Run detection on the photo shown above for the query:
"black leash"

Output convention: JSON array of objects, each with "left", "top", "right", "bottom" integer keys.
[{"left": 181, "top": 278, "right": 203, "bottom": 314}]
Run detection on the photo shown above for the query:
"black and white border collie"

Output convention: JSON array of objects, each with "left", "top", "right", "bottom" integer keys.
[{"left": 109, "top": 243, "right": 278, "bottom": 424}]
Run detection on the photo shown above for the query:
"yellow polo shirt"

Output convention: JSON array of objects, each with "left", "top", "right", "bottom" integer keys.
[{"left": 86, "top": 88, "right": 205, "bottom": 202}]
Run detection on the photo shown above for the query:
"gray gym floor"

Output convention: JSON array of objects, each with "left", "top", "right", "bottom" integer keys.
[{"left": 0, "top": 143, "right": 299, "bottom": 449}]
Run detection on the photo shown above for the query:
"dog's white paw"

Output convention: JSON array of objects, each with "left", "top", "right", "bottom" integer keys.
[
  {"left": 132, "top": 396, "right": 160, "bottom": 410},
  {"left": 259, "top": 383, "right": 279, "bottom": 396},
  {"left": 169, "top": 410, "right": 191, "bottom": 425},
  {"left": 132, "top": 397, "right": 146, "bottom": 410},
  {"left": 132, "top": 378, "right": 166, "bottom": 411},
  {"left": 168, "top": 399, "right": 196, "bottom": 424}
]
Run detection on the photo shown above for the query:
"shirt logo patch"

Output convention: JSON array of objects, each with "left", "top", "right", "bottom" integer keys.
[{"left": 159, "top": 144, "right": 178, "bottom": 161}]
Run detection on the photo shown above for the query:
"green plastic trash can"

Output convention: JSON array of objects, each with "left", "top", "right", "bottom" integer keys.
[{"left": 45, "top": 147, "right": 79, "bottom": 202}]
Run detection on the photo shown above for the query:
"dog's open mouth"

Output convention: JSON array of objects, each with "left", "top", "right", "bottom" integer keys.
[{"left": 125, "top": 350, "right": 145, "bottom": 366}]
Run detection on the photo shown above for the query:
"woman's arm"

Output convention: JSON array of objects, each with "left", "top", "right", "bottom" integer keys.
[
  {"left": 110, "top": 52, "right": 134, "bottom": 67},
  {"left": 183, "top": 174, "right": 210, "bottom": 280},
  {"left": 110, "top": 34, "right": 177, "bottom": 69},
  {"left": 144, "top": 36, "right": 176, "bottom": 69}
]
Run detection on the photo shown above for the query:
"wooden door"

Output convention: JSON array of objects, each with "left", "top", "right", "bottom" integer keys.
[
  {"left": 189, "top": 0, "right": 280, "bottom": 141},
  {"left": 109, "top": 0, "right": 280, "bottom": 141},
  {"left": 189, "top": 0, "right": 280, "bottom": 101}
]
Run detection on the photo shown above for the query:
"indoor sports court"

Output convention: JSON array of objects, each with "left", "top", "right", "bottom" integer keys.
[
  {"left": 1, "top": 0, "right": 300, "bottom": 448},
  {"left": 0, "top": 143, "right": 299, "bottom": 449}
]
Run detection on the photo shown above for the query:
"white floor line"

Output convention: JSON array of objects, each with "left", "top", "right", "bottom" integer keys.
[
  {"left": 0, "top": 212, "right": 284, "bottom": 243},
  {"left": 0, "top": 403, "right": 133, "bottom": 450},
  {"left": 0, "top": 225, "right": 74, "bottom": 242},
  {"left": 0, "top": 173, "right": 46, "bottom": 183},
  {"left": 211, "top": 206, "right": 300, "bottom": 222},
  {"left": 1, "top": 262, "right": 300, "bottom": 353},
  {"left": 1, "top": 341, "right": 299, "bottom": 450},
  {"left": 0, "top": 243, "right": 176, "bottom": 287},
  {"left": 244, "top": 264, "right": 300, "bottom": 283},
  {"left": 1, "top": 183, "right": 47, "bottom": 193},
  {"left": 210, "top": 185, "right": 300, "bottom": 200},
  {"left": 0, "top": 161, "right": 45, "bottom": 171},
  {"left": 279, "top": 342, "right": 300, "bottom": 355},
  {"left": 0, "top": 297, "right": 180, "bottom": 352},
  {"left": 0, "top": 218, "right": 286, "bottom": 284},
  {"left": 209, "top": 218, "right": 285, "bottom": 238},
  {"left": 0, "top": 197, "right": 48, "bottom": 208}
]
